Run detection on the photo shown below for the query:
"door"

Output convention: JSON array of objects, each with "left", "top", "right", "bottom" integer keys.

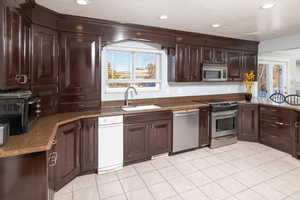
[
  {"left": 202, "top": 47, "right": 213, "bottom": 64},
  {"left": 213, "top": 48, "right": 226, "bottom": 64},
  {"left": 190, "top": 46, "right": 202, "bottom": 82},
  {"left": 243, "top": 51, "right": 257, "bottom": 78},
  {"left": 5, "top": 8, "right": 23, "bottom": 88},
  {"left": 149, "top": 120, "right": 171, "bottom": 156},
  {"left": 199, "top": 108, "right": 210, "bottom": 147},
  {"left": 80, "top": 118, "right": 98, "bottom": 174},
  {"left": 227, "top": 50, "right": 243, "bottom": 81},
  {"left": 31, "top": 25, "right": 58, "bottom": 115},
  {"left": 238, "top": 104, "right": 259, "bottom": 142},
  {"left": 124, "top": 123, "right": 149, "bottom": 165},
  {"left": 176, "top": 44, "right": 190, "bottom": 81},
  {"left": 55, "top": 121, "right": 81, "bottom": 191},
  {"left": 211, "top": 110, "right": 238, "bottom": 138},
  {"left": 59, "top": 32, "right": 101, "bottom": 111}
]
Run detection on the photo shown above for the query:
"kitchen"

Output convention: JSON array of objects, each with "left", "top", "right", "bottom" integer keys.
[{"left": 1, "top": 0, "right": 300, "bottom": 200}]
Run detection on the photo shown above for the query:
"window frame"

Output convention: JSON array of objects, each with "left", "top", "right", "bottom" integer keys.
[{"left": 103, "top": 46, "right": 162, "bottom": 93}]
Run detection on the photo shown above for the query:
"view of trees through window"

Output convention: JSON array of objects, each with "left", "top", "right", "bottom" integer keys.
[
  {"left": 258, "top": 62, "right": 285, "bottom": 97},
  {"left": 106, "top": 49, "right": 160, "bottom": 91}
]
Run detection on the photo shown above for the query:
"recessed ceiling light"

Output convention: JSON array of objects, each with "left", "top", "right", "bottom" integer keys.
[
  {"left": 211, "top": 24, "right": 221, "bottom": 28},
  {"left": 261, "top": 3, "right": 275, "bottom": 9},
  {"left": 159, "top": 15, "right": 168, "bottom": 20},
  {"left": 75, "top": 0, "right": 91, "bottom": 5}
]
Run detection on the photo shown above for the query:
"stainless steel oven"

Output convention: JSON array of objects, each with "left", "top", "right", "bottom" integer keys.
[
  {"left": 202, "top": 64, "right": 228, "bottom": 82},
  {"left": 210, "top": 101, "right": 238, "bottom": 148}
]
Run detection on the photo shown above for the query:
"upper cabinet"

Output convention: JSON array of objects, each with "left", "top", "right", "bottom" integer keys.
[
  {"left": 2, "top": 7, "right": 31, "bottom": 89},
  {"left": 227, "top": 50, "right": 243, "bottom": 81},
  {"left": 31, "top": 25, "right": 59, "bottom": 115},
  {"left": 168, "top": 44, "right": 202, "bottom": 82},
  {"left": 203, "top": 47, "right": 226, "bottom": 64},
  {"left": 59, "top": 32, "right": 101, "bottom": 112},
  {"left": 243, "top": 51, "right": 258, "bottom": 79}
]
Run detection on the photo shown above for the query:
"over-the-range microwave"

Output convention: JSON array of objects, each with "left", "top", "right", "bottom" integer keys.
[{"left": 202, "top": 64, "right": 228, "bottom": 82}]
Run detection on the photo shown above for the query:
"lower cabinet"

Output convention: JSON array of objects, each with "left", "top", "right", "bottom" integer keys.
[
  {"left": 54, "top": 118, "right": 98, "bottom": 191},
  {"left": 199, "top": 108, "right": 210, "bottom": 147},
  {"left": 294, "top": 114, "right": 300, "bottom": 159},
  {"left": 80, "top": 118, "right": 98, "bottom": 175},
  {"left": 238, "top": 104, "right": 259, "bottom": 142},
  {"left": 124, "top": 111, "right": 172, "bottom": 165},
  {"left": 54, "top": 121, "right": 81, "bottom": 191},
  {"left": 259, "top": 106, "right": 297, "bottom": 154}
]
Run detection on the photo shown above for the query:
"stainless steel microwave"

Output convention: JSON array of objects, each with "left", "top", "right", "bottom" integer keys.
[{"left": 202, "top": 64, "right": 228, "bottom": 81}]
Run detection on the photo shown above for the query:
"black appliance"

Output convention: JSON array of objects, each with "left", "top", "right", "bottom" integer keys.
[{"left": 0, "top": 90, "right": 41, "bottom": 135}]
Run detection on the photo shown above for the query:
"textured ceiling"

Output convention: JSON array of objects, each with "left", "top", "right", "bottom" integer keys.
[{"left": 36, "top": 0, "right": 300, "bottom": 41}]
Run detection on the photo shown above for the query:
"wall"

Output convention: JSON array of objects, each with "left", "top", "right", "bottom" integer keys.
[{"left": 101, "top": 41, "right": 244, "bottom": 101}]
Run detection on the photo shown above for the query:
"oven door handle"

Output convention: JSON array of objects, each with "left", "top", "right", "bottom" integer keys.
[{"left": 212, "top": 110, "right": 238, "bottom": 117}]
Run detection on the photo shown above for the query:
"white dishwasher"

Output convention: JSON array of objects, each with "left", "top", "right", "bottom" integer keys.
[{"left": 98, "top": 115, "right": 123, "bottom": 174}]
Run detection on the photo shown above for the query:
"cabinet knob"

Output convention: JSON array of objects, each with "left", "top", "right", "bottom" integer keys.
[
  {"left": 15, "top": 74, "right": 28, "bottom": 84},
  {"left": 48, "top": 152, "right": 58, "bottom": 167}
]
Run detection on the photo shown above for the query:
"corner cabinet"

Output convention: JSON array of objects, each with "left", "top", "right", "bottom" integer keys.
[
  {"left": 227, "top": 50, "right": 243, "bottom": 81},
  {"left": 59, "top": 32, "right": 101, "bottom": 112},
  {"left": 243, "top": 51, "right": 258, "bottom": 79},
  {"left": 54, "top": 121, "right": 81, "bottom": 191},
  {"left": 124, "top": 111, "right": 172, "bottom": 165},
  {"left": 238, "top": 104, "right": 259, "bottom": 142}
]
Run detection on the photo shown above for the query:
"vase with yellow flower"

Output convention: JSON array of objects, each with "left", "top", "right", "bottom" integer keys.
[{"left": 243, "top": 71, "right": 255, "bottom": 102}]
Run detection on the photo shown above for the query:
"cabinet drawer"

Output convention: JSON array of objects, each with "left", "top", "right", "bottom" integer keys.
[
  {"left": 260, "top": 106, "right": 293, "bottom": 123},
  {"left": 124, "top": 111, "right": 172, "bottom": 124}
]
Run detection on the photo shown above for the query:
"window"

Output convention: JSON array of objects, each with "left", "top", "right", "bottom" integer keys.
[
  {"left": 257, "top": 60, "right": 287, "bottom": 97},
  {"left": 104, "top": 46, "right": 161, "bottom": 93}
]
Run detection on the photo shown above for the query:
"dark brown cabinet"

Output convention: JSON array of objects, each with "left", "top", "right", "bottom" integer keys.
[
  {"left": 227, "top": 50, "right": 243, "bottom": 81},
  {"left": 54, "top": 121, "right": 81, "bottom": 191},
  {"left": 80, "top": 118, "right": 98, "bottom": 174},
  {"left": 124, "top": 111, "right": 172, "bottom": 165},
  {"left": 149, "top": 120, "right": 172, "bottom": 156},
  {"left": 202, "top": 47, "right": 226, "bottom": 64},
  {"left": 259, "top": 106, "right": 297, "bottom": 154},
  {"left": 243, "top": 51, "right": 258, "bottom": 79},
  {"left": 31, "top": 25, "right": 59, "bottom": 115},
  {"left": 4, "top": 7, "right": 31, "bottom": 89},
  {"left": 170, "top": 44, "right": 202, "bottom": 82},
  {"left": 294, "top": 114, "right": 300, "bottom": 159},
  {"left": 199, "top": 108, "right": 210, "bottom": 147},
  {"left": 124, "top": 123, "right": 149, "bottom": 165},
  {"left": 238, "top": 104, "right": 259, "bottom": 142},
  {"left": 59, "top": 32, "right": 101, "bottom": 112}
]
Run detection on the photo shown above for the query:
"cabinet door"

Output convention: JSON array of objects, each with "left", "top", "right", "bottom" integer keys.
[
  {"left": 243, "top": 51, "right": 257, "bottom": 80},
  {"left": 190, "top": 46, "right": 202, "bottom": 82},
  {"left": 199, "top": 108, "right": 210, "bottom": 147},
  {"left": 238, "top": 104, "right": 259, "bottom": 142},
  {"left": 295, "top": 115, "right": 300, "bottom": 159},
  {"left": 59, "top": 32, "right": 101, "bottom": 111},
  {"left": 202, "top": 47, "right": 213, "bottom": 64},
  {"left": 149, "top": 120, "right": 171, "bottom": 156},
  {"left": 227, "top": 50, "right": 243, "bottom": 81},
  {"left": 176, "top": 44, "right": 190, "bottom": 82},
  {"left": 213, "top": 48, "right": 226, "bottom": 64},
  {"left": 124, "top": 123, "right": 149, "bottom": 165},
  {"left": 80, "top": 118, "right": 98, "bottom": 174},
  {"left": 54, "top": 121, "right": 81, "bottom": 191},
  {"left": 31, "top": 25, "right": 58, "bottom": 85},
  {"left": 5, "top": 8, "right": 22, "bottom": 88}
]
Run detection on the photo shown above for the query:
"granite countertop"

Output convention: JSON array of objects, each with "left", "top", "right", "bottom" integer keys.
[
  {"left": 239, "top": 98, "right": 300, "bottom": 111},
  {"left": 0, "top": 102, "right": 209, "bottom": 158}
]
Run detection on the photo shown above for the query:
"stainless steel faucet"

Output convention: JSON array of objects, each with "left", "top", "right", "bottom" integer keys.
[{"left": 124, "top": 86, "right": 138, "bottom": 107}]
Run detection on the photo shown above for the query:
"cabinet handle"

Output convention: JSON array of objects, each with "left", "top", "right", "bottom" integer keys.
[
  {"left": 48, "top": 152, "right": 58, "bottom": 167},
  {"left": 275, "top": 122, "right": 284, "bottom": 126},
  {"left": 15, "top": 74, "right": 28, "bottom": 84},
  {"left": 52, "top": 137, "right": 57, "bottom": 145},
  {"left": 295, "top": 122, "right": 300, "bottom": 128}
]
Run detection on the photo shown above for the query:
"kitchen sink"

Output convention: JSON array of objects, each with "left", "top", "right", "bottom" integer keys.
[{"left": 122, "top": 105, "right": 161, "bottom": 112}]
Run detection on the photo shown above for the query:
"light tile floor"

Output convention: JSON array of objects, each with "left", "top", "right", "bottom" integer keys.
[{"left": 54, "top": 141, "right": 300, "bottom": 200}]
